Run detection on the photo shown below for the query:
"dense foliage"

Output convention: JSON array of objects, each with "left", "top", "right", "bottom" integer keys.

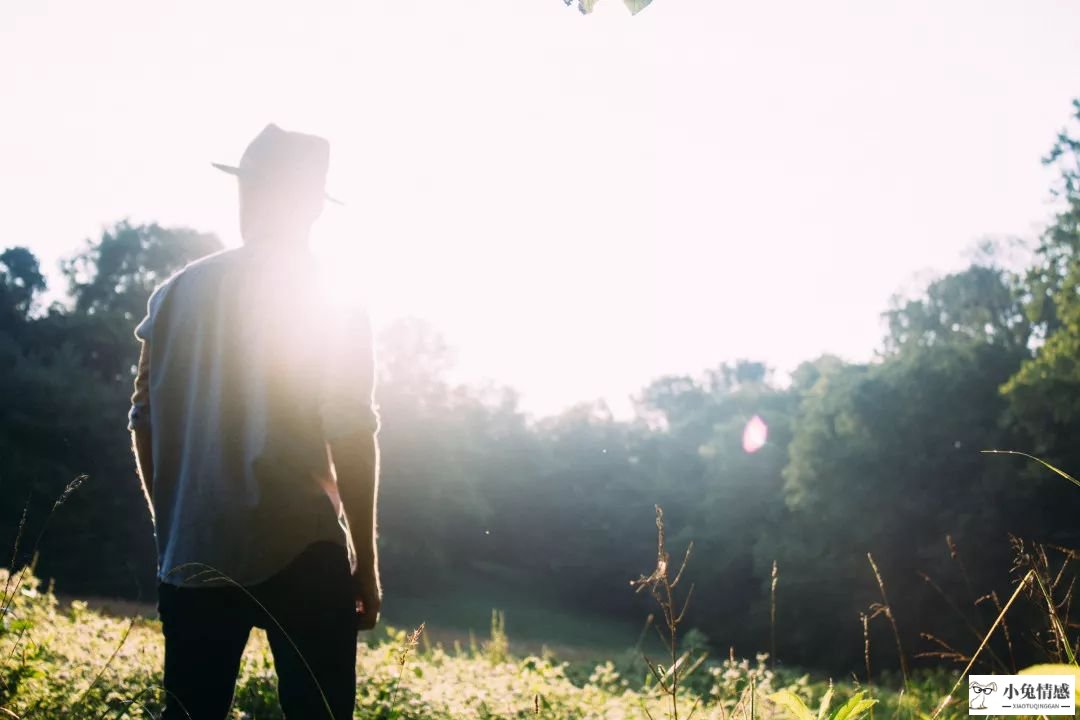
[{"left": 3, "top": 101, "right": 1080, "bottom": 678}]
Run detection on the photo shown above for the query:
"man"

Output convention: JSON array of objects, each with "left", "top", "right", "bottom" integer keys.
[{"left": 128, "top": 123, "right": 382, "bottom": 720}]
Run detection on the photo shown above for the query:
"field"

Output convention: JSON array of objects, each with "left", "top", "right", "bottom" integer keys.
[{"left": 0, "top": 566, "right": 980, "bottom": 720}]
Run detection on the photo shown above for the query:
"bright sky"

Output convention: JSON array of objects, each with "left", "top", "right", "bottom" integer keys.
[{"left": 4, "top": 0, "right": 1079, "bottom": 419}]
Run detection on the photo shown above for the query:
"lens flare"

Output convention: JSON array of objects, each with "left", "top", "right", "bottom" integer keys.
[{"left": 742, "top": 415, "right": 768, "bottom": 454}]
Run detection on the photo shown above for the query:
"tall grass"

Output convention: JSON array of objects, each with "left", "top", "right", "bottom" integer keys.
[
  {"left": 921, "top": 449, "right": 1080, "bottom": 718},
  {"left": 865, "top": 553, "right": 908, "bottom": 689},
  {"left": 630, "top": 505, "right": 705, "bottom": 720}
]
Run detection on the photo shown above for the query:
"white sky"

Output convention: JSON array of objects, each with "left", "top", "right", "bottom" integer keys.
[{"left": 3, "top": 0, "right": 1079, "bottom": 419}]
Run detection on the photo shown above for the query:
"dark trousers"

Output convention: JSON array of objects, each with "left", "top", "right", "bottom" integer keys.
[{"left": 157, "top": 541, "right": 358, "bottom": 720}]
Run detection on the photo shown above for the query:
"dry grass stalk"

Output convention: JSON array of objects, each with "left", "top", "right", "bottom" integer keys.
[{"left": 630, "top": 505, "right": 702, "bottom": 720}]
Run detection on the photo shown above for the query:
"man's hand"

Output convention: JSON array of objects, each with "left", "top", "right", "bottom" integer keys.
[{"left": 352, "top": 567, "right": 382, "bottom": 631}]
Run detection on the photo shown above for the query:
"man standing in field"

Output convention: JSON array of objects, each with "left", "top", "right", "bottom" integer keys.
[{"left": 128, "top": 123, "right": 382, "bottom": 720}]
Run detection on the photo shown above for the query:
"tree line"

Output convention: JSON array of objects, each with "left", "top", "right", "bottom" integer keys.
[{"left": 2, "top": 100, "right": 1080, "bottom": 674}]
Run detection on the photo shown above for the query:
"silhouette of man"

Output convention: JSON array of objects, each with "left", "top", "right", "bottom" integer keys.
[{"left": 129, "top": 123, "right": 382, "bottom": 719}]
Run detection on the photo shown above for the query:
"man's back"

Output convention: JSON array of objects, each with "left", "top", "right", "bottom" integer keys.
[{"left": 131, "top": 244, "right": 371, "bottom": 587}]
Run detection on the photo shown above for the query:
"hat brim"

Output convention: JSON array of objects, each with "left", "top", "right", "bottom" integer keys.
[
  {"left": 211, "top": 162, "right": 241, "bottom": 176},
  {"left": 211, "top": 162, "right": 344, "bottom": 206}
]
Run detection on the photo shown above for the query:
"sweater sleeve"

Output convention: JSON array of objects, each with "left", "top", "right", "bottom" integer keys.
[{"left": 320, "top": 305, "right": 381, "bottom": 441}]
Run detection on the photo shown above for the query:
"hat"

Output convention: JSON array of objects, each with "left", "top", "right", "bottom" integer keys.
[{"left": 212, "top": 123, "right": 344, "bottom": 205}]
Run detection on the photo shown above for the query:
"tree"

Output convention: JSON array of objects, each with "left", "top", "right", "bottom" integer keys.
[
  {"left": 1003, "top": 99, "right": 1080, "bottom": 465},
  {"left": 0, "top": 247, "right": 47, "bottom": 335},
  {"left": 61, "top": 220, "right": 222, "bottom": 321},
  {"left": 0, "top": 247, "right": 46, "bottom": 317},
  {"left": 682, "top": 366, "right": 796, "bottom": 653},
  {"left": 769, "top": 249, "right": 1047, "bottom": 671},
  {"left": 54, "top": 221, "right": 223, "bottom": 384},
  {"left": 883, "top": 264, "right": 1030, "bottom": 356},
  {"left": 774, "top": 341, "right": 1032, "bottom": 670}
]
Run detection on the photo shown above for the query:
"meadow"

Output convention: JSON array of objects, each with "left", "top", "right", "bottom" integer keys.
[
  {"left": 4, "top": 480, "right": 1079, "bottom": 719},
  {"left": 0, "top": 561, "right": 963, "bottom": 720}
]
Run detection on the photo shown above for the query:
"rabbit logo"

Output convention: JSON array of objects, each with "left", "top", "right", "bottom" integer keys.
[{"left": 969, "top": 681, "right": 997, "bottom": 710}]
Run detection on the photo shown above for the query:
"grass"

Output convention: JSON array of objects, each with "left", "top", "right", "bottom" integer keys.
[
  {"left": 384, "top": 571, "right": 648, "bottom": 661},
  {"left": 0, "top": 566, "right": 959, "bottom": 720},
  {"left": 0, "top": 503, "right": 972, "bottom": 720},
  {"left": 3, "top": 449, "right": 1080, "bottom": 718}
]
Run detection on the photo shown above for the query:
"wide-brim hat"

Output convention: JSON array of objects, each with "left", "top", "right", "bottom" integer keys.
[{"left": 212, "top": 123, "right": 344, "bottom": 205}]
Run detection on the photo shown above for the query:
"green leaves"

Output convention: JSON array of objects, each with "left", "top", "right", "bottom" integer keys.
[
  {"left": 768, "top": 689, "right": 816, "bottom": 720},
  {"left": 767, "top": 689, "right": 878, "bottom": 720},
  {"left": 622, "top": 0, "right": 654, "bottom": 14},
  {"left": 1019, "top": 663, "right": 1080, "bottom": 682},
  {"left": 573, "top": 0, "right": 655, "bottom": 15}
]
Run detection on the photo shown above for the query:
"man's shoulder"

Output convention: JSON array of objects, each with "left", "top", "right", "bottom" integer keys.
[
  {"left": 136, "top": 249, "right": 247, "bottom": 341},
  {"left": 151, "top": 247, "right": 243, "bottom": 300},
  {"left": 168, "top": 247, "right": 243, "bottom": 285}
]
